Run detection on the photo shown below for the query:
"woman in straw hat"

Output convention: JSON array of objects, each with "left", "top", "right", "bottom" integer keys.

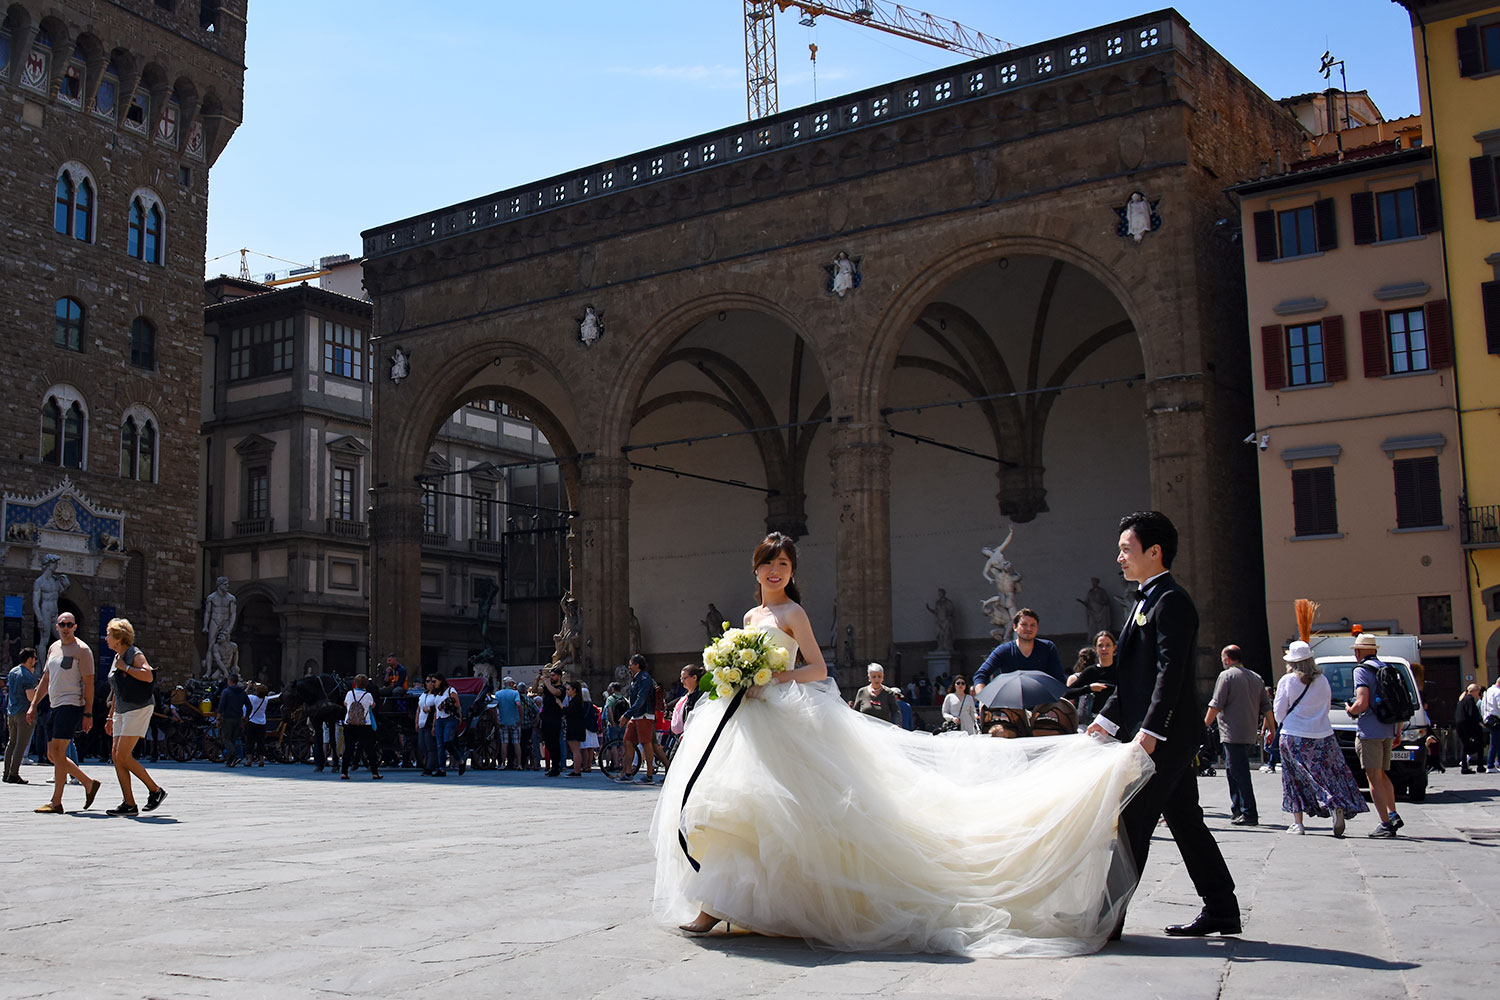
[{"left": 1274, "top": 600, "right": 1368, "bottom": 836}]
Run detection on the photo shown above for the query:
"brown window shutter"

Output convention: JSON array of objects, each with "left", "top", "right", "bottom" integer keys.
[
  {"left": 1323, "top": 314, "right": 1348, "bottom": 381},
  {"left": 1253, "top": 210, "right": 1277, "bottom": 262},
  {"left": 1473, "top": 156, "right": 1499, "bottom": 220},
  {"left": 1261, "top": 324, "right": 1286, "bottom": 390},
  {"left": 1360, "top": 309, "right": 1388, "bottom": 378},
  {"left": 1314, "top": 197, "right": 1338, "bottom": 251},
  {"left": 1415, "top": 179, "right": 1442, "bottom": 233},
  {"left": 1483, "top": 280, "right": 1500, "bottom": 356},
  {"left": 1351, "top": 191, "right": 1377, "bottom": 244},
  {"left": 1457, "top": 25, "right": 1482, "bottom": 77},
  {"left": 1425, "top": 299, "right": 1453, "bottom": 369}
]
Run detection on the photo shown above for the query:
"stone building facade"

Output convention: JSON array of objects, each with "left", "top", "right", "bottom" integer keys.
[
  {"left": 1232, "top": 145, "right": 1474, "bottom": 721},
  {"left": 360, "top": 11, "right": 1306, "bottom": 692},
  {"left": 202, "top": 278, "right": 560, "bottom": 684},
  {"left": 0, "top": 1, "right": 244, "bottom": 677}
]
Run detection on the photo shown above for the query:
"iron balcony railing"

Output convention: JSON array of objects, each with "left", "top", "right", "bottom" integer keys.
[{"left": 1460, "top": 502, "right": 1500, "bottom": 547}]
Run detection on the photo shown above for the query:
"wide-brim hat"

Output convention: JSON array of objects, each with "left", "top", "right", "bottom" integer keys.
[
  {"left": 1283, "top": 640, "right": 1315, "bottom": 663},
  {"left": 1352, "top": 633, "right": 1379, "bottom": 650}
]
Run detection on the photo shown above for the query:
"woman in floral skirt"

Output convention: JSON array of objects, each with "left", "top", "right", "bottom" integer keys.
[{"left": 1275, "top": 639, "right": 1368, "bottom": 837}]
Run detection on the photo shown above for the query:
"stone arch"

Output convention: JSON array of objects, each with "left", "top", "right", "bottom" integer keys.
[
  {"left": 603, "top": 290, "right": 827, "bottom": 453},
  {"left": 384, "top": 338, "right": 581, "bottom": 491},
  {"left": 861, "top": 235, "right": 1148, "bottom": 421}
]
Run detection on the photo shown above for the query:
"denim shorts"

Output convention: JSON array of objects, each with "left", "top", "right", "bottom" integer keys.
[{"left": 46, "top": 704, "right": 85, "bottom": 741}]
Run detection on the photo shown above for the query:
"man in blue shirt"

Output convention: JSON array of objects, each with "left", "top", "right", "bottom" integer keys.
[
  {"left": 1345, "top": 633, "right": 1404, "bottom": 838},
  {"left": 494, "top": 676, "right": 524, "bottom": 770},
  {"left": 5, "top": 648, "right": 40, "bottom": 784},
  {"left": 973, "top": 608, "right": 1067, "bottom": 694}
]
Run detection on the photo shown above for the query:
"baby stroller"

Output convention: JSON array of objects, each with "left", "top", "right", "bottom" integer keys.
[{"left": 1195, "top": 723, "right": 1221, "bottom": 777}]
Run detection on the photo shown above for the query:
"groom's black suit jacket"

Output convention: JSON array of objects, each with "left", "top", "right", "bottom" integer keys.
[{"left": 1096, "top": 573, "right": 1201, "bottom": 748}]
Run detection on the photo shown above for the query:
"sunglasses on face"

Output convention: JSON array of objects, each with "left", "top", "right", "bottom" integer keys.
[{"left": 57, "top": 622, "right": 76, "bottom": 628}]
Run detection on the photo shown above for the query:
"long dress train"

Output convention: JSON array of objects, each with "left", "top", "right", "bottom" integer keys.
[{"left": 651, "top": 625, "right": 1154, "bottom": 958}]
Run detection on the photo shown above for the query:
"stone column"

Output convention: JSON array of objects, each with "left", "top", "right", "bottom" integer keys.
[
  {"left": 368, "top": 483, "right": 424, "bottom": 672},
  {"left": 281, "top": 619, "right": 323, "bottom": 687},
  {"left": 829, "top": 422, "right": 893, "bottom": 689},
  {"left": 574, "top": 455, "right": 632, "bottom": 684}
]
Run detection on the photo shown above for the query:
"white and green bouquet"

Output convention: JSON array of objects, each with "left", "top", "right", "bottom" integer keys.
[{"left": 701, "top": 625, "right": 791, "bottom": 700}]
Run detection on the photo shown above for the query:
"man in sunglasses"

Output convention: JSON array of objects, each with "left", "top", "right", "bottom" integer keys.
[{"left": 25, "top": 614, "right": 102, "bottom": 813}]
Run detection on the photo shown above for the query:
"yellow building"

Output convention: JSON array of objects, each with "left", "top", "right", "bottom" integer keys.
[{"left": 1396, "top": 1, "right": 1500, "bottom": 682}]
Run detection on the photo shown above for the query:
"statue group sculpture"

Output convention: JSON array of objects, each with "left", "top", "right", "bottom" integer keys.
[
  {"left": 202, "top": 576, "right": 239, "bottom": 680},
  {"left": 979, "top": 526, "right": 1021, "bottom": 642}
]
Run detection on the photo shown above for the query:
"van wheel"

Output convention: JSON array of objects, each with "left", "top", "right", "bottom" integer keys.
[{"left": 1405, "top": 785, "right": 1427, "bottom": 804}]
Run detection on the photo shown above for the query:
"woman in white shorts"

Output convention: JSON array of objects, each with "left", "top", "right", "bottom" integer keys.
[{"left": 103, "top": 618, "right": 167, "bottom": 816}]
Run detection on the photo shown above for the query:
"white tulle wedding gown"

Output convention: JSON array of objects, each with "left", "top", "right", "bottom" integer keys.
[{"left": 651, "top": 625, "right": 1154, "bottom": 958}]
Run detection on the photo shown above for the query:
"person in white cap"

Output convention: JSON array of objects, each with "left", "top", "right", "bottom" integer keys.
[
  {"left": 1273, "top": 640, "right": 1368, "bottom": 836},
  {"left": 1344, "top": 633, "right": 1403, "bottom": 838}
]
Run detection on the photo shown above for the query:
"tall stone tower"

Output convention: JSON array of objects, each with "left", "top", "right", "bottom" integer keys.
[{"left": 0, "top": 1, "right": 247, "bottom": 678}]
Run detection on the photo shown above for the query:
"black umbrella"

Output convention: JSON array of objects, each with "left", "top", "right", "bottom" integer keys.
[{"left": 976, "top": 670, "right": 1067, "bottom": 710}]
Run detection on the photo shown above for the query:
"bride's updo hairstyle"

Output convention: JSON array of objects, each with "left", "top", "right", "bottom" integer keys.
[{"left": 752, "top": 532, "right": 802, "bottom": 604}]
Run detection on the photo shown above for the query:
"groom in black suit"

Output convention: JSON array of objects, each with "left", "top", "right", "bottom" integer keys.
[{"left": 1087, "top": 511, "right": 1240, "bottom": 938}]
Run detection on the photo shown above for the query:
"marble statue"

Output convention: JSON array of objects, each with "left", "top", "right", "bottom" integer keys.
[
  {"left": 701, "top": 603, "right": 727, "bottom": 643},
  {"left": 1076, "top": 576, "right": 1114, "bottom": 635},
  {"left": 206, "top": 634, "right": 239, "bottom": 681},
  {"left": 202, "top": 576, "right": 239, "bottom": 675},
  {"left": 32, "top": 554, "right": 69, "bottom": 648},
  {"left": 627, "top": 606, "right": 642, "bottom": 656},
  {"left": 980, "top": 527, "right": 1021, "bottom": 641},
  {"left": 925, "top": 588, "right": 955, "bottom": 652},
  {"left": 829, "top": 251, "right": 857, "bottom": 298},
  {"left": 578, "top": 306, "right": 603, "bottom": 346}
]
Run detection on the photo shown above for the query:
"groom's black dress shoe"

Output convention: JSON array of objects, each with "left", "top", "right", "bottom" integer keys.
[{"left": 1164, "top": 909, "right": 1242, "bottom": 937}]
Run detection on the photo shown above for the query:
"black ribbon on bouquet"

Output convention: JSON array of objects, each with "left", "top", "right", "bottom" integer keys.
[{"left": 677, "top": 686, "right": 748, "bottom": 872}]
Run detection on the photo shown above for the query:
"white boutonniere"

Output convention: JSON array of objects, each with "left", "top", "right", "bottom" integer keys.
[{"left": 1135, "top": 612, "right": 1148, "bottom": 627}]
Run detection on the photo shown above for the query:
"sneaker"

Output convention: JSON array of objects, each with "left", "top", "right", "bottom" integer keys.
[
  {"left": 1332, "top": 808, "right": 1346, "bottom": 839},
  {"left": 636, "top": 774, "right": 655, "bottom": 784},
  {"left": 1367, "top": 822, "right": 1397, "bottom": 839},
  {"left": 1286, "top": 822, "right": 1305, "bottom": 835},
  {"left": 105, "top": 802, "right": 139, "bottom": 817},
  {"left": 144, "top": 788, "right": 167, "bottom": 812},
  {"left": 1259, "top": 765, "right": 1272, "bottom": 773},
  {"left": 1388, "top": 811, "right": 1404, "bottom": 832}
]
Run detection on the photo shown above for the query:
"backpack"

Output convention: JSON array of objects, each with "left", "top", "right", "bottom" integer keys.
[
  {"left": 1370, "top": 660, "right": 1416, "bottom": 725},
  {"left": 346, "top": 691, "right": 370, "bottom": 726},
  {"left": 518, "top": 693, "right": 539, "bottom": 728}
]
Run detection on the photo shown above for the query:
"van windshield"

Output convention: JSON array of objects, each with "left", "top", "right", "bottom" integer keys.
[{"left": 1318, "top": 659, "right": 1418, "bottom": 708}]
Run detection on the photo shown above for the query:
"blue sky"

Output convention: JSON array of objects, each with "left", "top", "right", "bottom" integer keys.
[{"left": 205, "top": 1, "right": 1420, "bottom": 278}]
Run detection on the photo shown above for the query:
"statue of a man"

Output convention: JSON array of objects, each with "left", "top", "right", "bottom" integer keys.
[
  {"left": 926, "top": 588, "right": 955, "bottom": 652},
  {"left": 552, "top": 592, "right": 581, "bottom": 667},
  {"left": 627, "top": 606, "right": 643, "bottom": 656},
  {"left": 1077, "top": 576, "right": 1114, "bottom": 635},
  {"left": 32, "top": 554, "right": 69, "bottom": 648},
  {"left": 701, "top": 603, "right": 727, "bottom": 642},
  {"left": 202, "top": 576, "right": 238, "bottom": 674},
  {"left": 207, "top": 634, "right": 239, "bottom": 681}
]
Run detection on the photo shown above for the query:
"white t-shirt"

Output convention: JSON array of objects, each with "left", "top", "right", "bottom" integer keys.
[
  {"left": 417, "top": 691, "right": 441, "bottom": 728},
  {"left": 344, "top": 689, "right": 375, "bottom": 726},
  {"left": 247, "top": 693, "right": 272, "bottom": 726},
  {"left": 434, "top": 687, "right": 458, "bottom": 720},
  {"left": 1274, "top": 672, "right": 1334, "bottom": 739}
]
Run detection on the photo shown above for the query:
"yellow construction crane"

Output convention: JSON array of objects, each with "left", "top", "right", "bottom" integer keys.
[{"left": 744, "top": 0, "right": 1015, "bottom": 119}]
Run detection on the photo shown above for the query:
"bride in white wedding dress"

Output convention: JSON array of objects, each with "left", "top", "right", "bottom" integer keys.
[{"left": 651, "top": 533, "right": 1154, "bottom": 958}]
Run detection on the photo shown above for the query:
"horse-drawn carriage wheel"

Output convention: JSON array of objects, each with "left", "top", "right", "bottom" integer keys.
[
  {"left": 167, "top": 730, "right": 192, "bottom": 763},
  {"left": 203, "top": 735, "right": 224, "bottom": 763}
]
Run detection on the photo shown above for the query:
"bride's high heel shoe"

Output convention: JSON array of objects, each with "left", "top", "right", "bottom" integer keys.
[{"left": 678, "top": 912, "right": 728, "bottom": 936}]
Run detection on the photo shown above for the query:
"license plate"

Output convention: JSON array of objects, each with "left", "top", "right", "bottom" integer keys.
[{"left": 1390, "top": 750, "right": 1414, "bottom": 762}]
